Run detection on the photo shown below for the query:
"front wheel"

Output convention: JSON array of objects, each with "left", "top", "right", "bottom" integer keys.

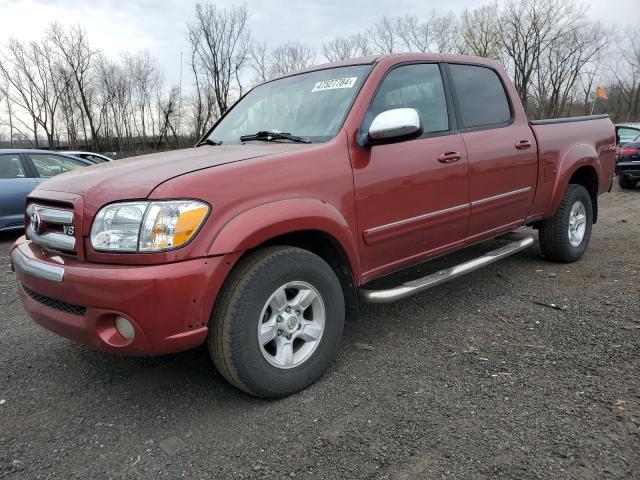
[
  {"left": 208, "top": 246, "right": 345, "bottom": 398},
  {"left": 538, "top": 184, "right": 593, "bottom": 263}
]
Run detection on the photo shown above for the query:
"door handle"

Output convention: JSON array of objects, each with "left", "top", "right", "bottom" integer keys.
[
  {"left": 515, "top": 140, "right": 532, "bottom": 150},
  {"left": 438, "top": 152, "right": 462, "bottom": 163}
]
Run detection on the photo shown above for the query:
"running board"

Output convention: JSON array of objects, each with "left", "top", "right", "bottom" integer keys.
[{"left": 359, "top": 233, "right": 535, "bottom": 304}]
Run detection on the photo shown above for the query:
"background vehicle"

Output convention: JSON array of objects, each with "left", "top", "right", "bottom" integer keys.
[
  {"left": 66, "top": 151, "right": 113, "bottom": 164},
  {"left": 0, "top": 150, "right": 93, "bottom": 231},
  {"left": 616, "top": 133, "right": 640, "bottom": 189},
  {"left": 615, "top": 123, "right": 640, "bottom": 148},
  {"left": 10, "top": 54, "right": 616, "bottom": 398}
]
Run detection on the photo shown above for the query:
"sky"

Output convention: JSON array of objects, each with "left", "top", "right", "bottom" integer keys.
[{"left": 0, "top": 0, "right": 635, "bottom": 89}]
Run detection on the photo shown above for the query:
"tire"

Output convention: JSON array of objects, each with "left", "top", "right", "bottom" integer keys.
[
  {"left": 208, "top": 246, "right": 345, "bottom": 398},
  {"left": 619, "top": 176, "right": 636, "bottom": 190},
  {"left": 538, "top": 184, "right": 593, "bottom": 263}
]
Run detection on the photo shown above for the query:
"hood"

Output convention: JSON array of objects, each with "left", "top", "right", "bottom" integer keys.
[{"left": 35, "top": 144, "right": 313, "bottom": 201}]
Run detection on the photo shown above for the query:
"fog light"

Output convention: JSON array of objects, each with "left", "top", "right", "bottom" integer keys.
[{"left": 115, "top": 316, "right": 135, "bottom": 341}]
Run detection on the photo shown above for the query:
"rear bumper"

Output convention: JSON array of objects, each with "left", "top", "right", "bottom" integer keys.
[
  {"left": 10, "top": 236, "right": 231, "bottom": 355},
  {"left": 616, "top": 162, "right": 640, "bottom": 179}
]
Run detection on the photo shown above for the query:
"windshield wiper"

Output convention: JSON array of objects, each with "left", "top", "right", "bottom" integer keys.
[
  {"left": 196, "top": 138, "right": 221, "bottom": 147},
  {"left": 240, "top": 131, "right": 311, "bottom": 144}
]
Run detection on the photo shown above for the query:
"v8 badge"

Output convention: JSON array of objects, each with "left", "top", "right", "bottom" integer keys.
[{"left": 63, "top": 225, "right": 75, "bottom": 236}]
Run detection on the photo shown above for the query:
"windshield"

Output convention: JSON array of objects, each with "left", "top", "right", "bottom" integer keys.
[{"left": 206, "top": 64, "right": 372, "bottom": 144}]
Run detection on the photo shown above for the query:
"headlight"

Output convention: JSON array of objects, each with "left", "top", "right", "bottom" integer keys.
[{"left": 90, "top": 200, "right": 209, "bottom": 252}]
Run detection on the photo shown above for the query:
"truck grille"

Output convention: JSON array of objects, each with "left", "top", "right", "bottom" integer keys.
[
  {"left": 22, "top": 284, "right": 86, "bottom": 317},
  {"left": 26, "top": 203, "right": 77, "bottom": 254}
]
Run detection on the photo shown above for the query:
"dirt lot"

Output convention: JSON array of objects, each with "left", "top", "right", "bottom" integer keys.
[{"left": 1, "top": 184, "right": 638, "bottom": 479}]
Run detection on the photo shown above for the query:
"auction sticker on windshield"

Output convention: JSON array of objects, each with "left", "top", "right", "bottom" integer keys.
[{"left": 311, "top": 77, "right": 358, "bottom": 92}]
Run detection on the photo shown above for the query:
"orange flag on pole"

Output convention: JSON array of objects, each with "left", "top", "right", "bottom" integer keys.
[{"left": 595, "top": 86, "right": 608, "bottom": 100}]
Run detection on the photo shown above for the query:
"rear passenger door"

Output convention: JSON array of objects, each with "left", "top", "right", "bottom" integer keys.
[
  {"left": 0, "top": 153, "right": 37, "bottom": 230},
  {"left": 447, "top": 63, "right": 537, "bottom": 241},
  {"left": 353, "top": 63, "right": 469, "bottom": 279}
]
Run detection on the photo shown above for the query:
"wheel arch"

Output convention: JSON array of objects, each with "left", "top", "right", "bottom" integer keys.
[
  {"left": 547, "top": 145, "right": 600, "bottom": 223},
  {"left": 207, "top": 199, "right": 361, "bottom": 319}
]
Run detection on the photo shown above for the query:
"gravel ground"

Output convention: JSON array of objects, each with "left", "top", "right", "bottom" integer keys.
[{"left": 1, "top": 184, "right": 639, "bottom": 480}]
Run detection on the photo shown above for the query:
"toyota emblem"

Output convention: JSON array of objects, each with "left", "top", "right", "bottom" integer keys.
[{"left": 30, "top": 210, "right": 42, "bottom": 234}]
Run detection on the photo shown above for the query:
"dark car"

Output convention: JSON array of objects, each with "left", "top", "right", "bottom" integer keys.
[
  {"left": 616, "top": 133, "right": 640, "bottom": 189},
  {"left": 0, "top": 150, "right": 94, "bottom": 231}
]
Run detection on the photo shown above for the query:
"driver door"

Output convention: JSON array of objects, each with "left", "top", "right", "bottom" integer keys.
[{"left": 351, "top": 63, "right": 470, "bottom": 280}]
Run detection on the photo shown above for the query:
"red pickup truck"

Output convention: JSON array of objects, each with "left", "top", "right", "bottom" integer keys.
[{"left": 11, "top": 54, "right": 615, "bottom": 397}]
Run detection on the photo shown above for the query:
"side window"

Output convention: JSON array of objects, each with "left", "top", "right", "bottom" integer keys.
[
  {"left": 0, "top": 154, "right": 27, "bottom": 179},
  {"left": 449, "top": 64, "right": 511, "bottom": 129},
  {"left": 84, "top": 155, "right": 107, "bottom": 163},
  {"left": 371, "top": 64, "right": 449, "bottom": 134},
  {"left": 28, "top": 154, "right": 87, "bottom": 178}
]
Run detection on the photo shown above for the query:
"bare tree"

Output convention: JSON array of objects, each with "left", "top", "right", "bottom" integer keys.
[
  {"left": 610, "top": 27, "right": 640, "bottom": 121},
  {"left": 0, "top": 38, "right": 69, "bottom": 147},
  {"left": 269, "top": 42, "right": 316, "bottom": 77},
  {"left": 369, "top": 16, "right": 398, "bottom": 54},
  {"left": 48, "top": 23, "right": 99, "bottom": 149},
  {"left": 533, "top": 23, "right": 610, "bottom": 118},
  {"left": 322, "top": 33, "right": 371, "bottom": 61},
  {"left": 187, "top": 3, "right": 250, "bottom": 117},
  {"left": 430, "top": 13, "right": 461, "bottom": 54},
  {"left": 395, "top": 14, "right": 433, "bottom": 53},
  {"left": 249, "top": 41, "right": 270, "bottom": 83},
  {"left": 499, "top": 0, "right": 586, "bottom": 114},
  {"left": 460, "top": 3, "right": 502, "bottom": 59}
]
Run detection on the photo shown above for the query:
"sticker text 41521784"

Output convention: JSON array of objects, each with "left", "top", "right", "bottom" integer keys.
[{"left": 311, "top": 77, "right": 358, "bottom": 93}]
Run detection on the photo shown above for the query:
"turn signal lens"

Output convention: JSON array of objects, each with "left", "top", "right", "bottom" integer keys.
[{"left": 138, "top": 201, "right": 209, "bottom": 251}]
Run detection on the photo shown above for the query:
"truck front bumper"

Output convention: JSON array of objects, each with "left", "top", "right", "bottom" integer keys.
[{"left": 10, "top": 236, "right": 231, "bottom": 355}]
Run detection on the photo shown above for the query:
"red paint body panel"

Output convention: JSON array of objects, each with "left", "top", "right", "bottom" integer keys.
[
  {"left": 11, "top": 54, "right": 616, "bottom": 356},
  {"left": 528, "top": 118, "right": 616, "bottom": 219},
  {"left": 12, "top": 236, "right": 235, "bottom": 354}
]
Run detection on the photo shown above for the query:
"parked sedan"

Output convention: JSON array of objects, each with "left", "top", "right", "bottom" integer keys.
[
  {"left": 66, "top": 151, "right": 113, "bottom": 164},
  {"left": 0, "top": 150, "right": 93, "bottom": 231},
  {"left": 616, "top": 134, "right": 640, "bottom": 189}
]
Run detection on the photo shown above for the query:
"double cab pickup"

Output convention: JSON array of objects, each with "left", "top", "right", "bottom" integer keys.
[{"left": 11, "top": 54, "right": 616, "bottom": 397}]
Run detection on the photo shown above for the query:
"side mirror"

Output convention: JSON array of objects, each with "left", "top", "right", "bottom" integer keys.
[{"left": 367, "top": 108, "right": 423, "bottom": 145}]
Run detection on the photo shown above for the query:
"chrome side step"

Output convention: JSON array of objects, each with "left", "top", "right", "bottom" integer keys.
[{"left": 359, "top": 233, "right": 535, "bottom": 304}]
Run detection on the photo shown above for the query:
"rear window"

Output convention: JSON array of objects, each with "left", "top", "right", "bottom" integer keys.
[
  {"left": 617, "top": 127, "right": 640, "bottom": 145},
  {"left": 449, "top": 64, "right": 511, "bottom": 129}
]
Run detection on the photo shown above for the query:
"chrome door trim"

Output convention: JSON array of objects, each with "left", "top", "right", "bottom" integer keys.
[
  {"left": 365, "top": 203, "right": 469, "bottom": 237},
  {"left": 471, "top": 187, "right": 532, "bottom": 207}
]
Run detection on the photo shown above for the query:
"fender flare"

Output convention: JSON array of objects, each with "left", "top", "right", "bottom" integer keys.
[
  {"left": 546, "top": 143, "right": 600, "bottom": 218},
  {"left": 207, "top": 198, "right": 361, "bottom": 278}
]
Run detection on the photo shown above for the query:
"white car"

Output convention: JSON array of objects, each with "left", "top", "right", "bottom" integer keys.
[{"left": 66, "top": 151, "right": 113, "bottom": 164}]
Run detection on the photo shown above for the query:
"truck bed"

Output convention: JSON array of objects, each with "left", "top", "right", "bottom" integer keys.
[{"left": 527, "top": 114, "right": 616, "bottom": 220}]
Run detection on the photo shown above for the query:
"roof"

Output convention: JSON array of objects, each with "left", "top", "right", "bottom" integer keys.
[
  {"left": 615, "top": 123, "right": 640, "bottom": 128},
  {"left": 267, "top": 53, "right": 501, "bottom": 83},
  {"left": 0, "top": 149, "right": 79, "bottom": 155}
]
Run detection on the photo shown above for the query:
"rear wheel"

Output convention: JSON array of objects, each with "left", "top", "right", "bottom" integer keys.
[
  {"left": 208, "top": 246, "right": 345, "bottom": 398},
  {"left": 619, "top": 176, "right": 636, "bottom": 190},
  {"left": 538, "top": 184, "right": 593, "bottom": 263}
]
